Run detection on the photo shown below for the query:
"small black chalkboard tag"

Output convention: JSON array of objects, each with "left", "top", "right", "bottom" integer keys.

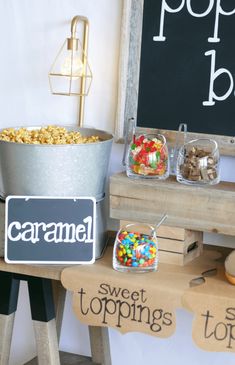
[{"left": 5, "top": 196, "right": 96, "bottom": 264}]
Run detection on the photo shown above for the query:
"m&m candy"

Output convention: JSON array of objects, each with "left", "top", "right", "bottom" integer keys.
[{"left": 113, "top": 229, "right": 158, "bottom": 272}]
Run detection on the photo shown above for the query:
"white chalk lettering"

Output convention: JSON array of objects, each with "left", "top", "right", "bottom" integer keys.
[
  {"left": 44, "top": 223, "right": 58, "bottom": 243},
  {"left": 153, "top": 0, "right": 235, "bottom": 43},
  {"left": 203, "top": 49, "right": 234, "bottom": 106},
  {"left": 208, "top": 0, "right": 235, "bottom": 43},
  {"left": 7, "top": 222, "right": 21, "bottom": 241},
  {"left": 56, "top": 223, "right": 76, "bottom": 243},
  {"left": 83, "top": 216, "right": 93, "bottom": 243},
  {"left": 21, "top": 222, "right": 36, "bottom": 243},
  {"left": 7, "top": 216, "right": 93, "bottom": 244},
  {"left": 153, "top": 0, "right": 185, "bottom": 42},
  {"left": 33, "top": 222, "right": 46, "bottom": 243},
  {"left": 75, "top": 224, "right": 86, "bottom": 242},
  {"left": 187, "top": 0, "right": 214, "bottom": 18}
]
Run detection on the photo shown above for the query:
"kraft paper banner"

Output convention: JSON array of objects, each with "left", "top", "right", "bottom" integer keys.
[
  {"left": 61, "top": 246, "right": 223, "bottom": 339},
  {"left": 182, "top": 266, "right": 235, "bottom": 352}
]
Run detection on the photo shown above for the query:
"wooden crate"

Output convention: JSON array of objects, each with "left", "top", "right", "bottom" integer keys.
[{"left": 120, "top": 220, "right": 203, "bottom": 266}]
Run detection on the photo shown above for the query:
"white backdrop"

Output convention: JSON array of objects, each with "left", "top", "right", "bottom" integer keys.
[
  {"left": 0, "top": 0, "right": 120, "bottom": 132},
  {"left": 0, "top": 1, "right": 234, "bottom": 364}
]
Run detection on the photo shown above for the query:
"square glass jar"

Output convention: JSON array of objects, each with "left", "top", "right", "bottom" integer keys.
[
  {"left": 113, "top": 223, "right": 158, "bottom": 273},
  {"left": 125, "top": 133, "right": 169, "bottom": 180},
  {"left": 176, "top": 138, "right": 220, "bottom": 186}
]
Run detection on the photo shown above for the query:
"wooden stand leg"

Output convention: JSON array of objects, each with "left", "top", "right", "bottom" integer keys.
[
  {"left": 0, "top": 313, "right": 15, "bottom": 365},
  {"left": 0, "top": 271, "right": 19, "bottom": 365},
  {"left": 52, "top": 281, "right": 66, "bottom": 341},
  {"left": 28, "top": 277, "right": 60, "bottom": 365},
  {"left": 89, "top": 326, "right": 111, "bottom": 365},
  {"left": 32, "top": 319, "right": 60, "bottom": 365}
]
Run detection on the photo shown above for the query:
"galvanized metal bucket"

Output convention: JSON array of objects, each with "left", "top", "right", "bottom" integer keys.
[
  {"left": 0, "top": 201, "right": 4, "bottom": 257},
  {"left": 0, "top": 126, "right": 113, "bottom": 200}
]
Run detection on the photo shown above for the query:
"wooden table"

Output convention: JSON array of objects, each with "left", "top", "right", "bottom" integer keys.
[
  {"left": 2, "top": 172, "right": 234, "bottom": 363},
  {"left": 0, "top": 259, "right": 111, "bottom": 365},
  {"left": 61, "top": 245, "right": 235, "bottom": 354}
]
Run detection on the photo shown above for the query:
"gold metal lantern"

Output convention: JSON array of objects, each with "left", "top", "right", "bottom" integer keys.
[{"left": 49, "top": 15, "right": 93, "bottom": 126}]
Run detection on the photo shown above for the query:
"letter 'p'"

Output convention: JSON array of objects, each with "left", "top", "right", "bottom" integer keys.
[{"left": 153, "top": 0, "right": 185, "bottom": 42}]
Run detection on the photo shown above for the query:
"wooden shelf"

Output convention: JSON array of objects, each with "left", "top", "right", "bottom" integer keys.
[
  {"left": 110, "top": 172, "right": 235, "bottom": 236},
  {"left": 0, "top": 258, "right": 67, "bottom": 281}
]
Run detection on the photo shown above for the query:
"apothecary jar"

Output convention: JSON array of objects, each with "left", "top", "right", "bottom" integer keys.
[
  {"left": 125, "top": 133, "right": 169, "bottom": 180},
  {"left": 176, "top": 138, "right": 220, "bottom": 186},
  {"left": 113, "top": 223, "right": 158, "bottom": 273}
]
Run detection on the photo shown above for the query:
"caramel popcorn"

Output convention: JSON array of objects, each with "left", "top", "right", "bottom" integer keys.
[{"left": 0, "top": 126, "right": 100, "bottom": 145}]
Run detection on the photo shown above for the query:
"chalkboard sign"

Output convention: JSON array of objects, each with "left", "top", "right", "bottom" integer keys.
[
  {"left": 137, "top": 0, "right": 235, "bottom": 136},
  {"left": 5, "top": 196, "right": 96, "bottom": 264}
]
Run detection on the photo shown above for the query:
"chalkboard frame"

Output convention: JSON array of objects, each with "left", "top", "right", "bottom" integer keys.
[{"left": 115, "top": 0, "right": 235, "bottom": 156}]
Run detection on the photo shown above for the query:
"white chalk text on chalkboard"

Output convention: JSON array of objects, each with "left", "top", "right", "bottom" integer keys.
[
  {"left": 203, "top": 49, "right": 234, "bottom": 106},
  {"left": 152, "top": 0, "right": 235, "bottom": 107},
  {"left": 5, "top": 196, "right": 95, "bottom": 263},
  {"left": 153, "top": 0, "right": 235, "bottom": 43},
  {"left": 7, "top": 216, "right": 93, "bottom": 244}
]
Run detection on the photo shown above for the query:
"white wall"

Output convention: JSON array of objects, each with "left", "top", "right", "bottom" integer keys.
[
  {"left": 0, "top": 0, "right": 120, "bottom": 133},
  {"left": 0, "top": 1, "right": 234, "bottom": 364}
]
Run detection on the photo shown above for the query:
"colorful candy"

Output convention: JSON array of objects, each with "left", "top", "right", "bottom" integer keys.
[
  {"left": 128, "top": 134, "right": 168, "bottom": 177},
  {"left": 114, "top": 230, "right": 158, "bottom": 271}
]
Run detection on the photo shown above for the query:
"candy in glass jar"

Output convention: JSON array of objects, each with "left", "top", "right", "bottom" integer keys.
[
  {"left": 126, "top": 133, "right": 169, "bottom": 179},
  {"left": 113, "top": 223, "right": 158, "bottom": 273},
  {"left": 176, "top": 138, "right": 220, "bottom": 186}
]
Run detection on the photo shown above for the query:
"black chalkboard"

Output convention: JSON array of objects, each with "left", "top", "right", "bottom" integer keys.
[
  {"left": 137, "top": 0, "right": 235, "bottom": 136},
  {"left": 5, "top": 196, "right": 95, "bottom": 264}
]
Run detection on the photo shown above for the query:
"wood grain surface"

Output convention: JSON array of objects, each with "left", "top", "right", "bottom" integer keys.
[{"left": 110, "top": 172, "right": 235, "bottom": 236}]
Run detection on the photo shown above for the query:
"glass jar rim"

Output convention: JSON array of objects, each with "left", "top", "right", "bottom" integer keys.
[
  {"left": 117, "top": 223, "right": 157, "bottom": 240},
  {"left": 136, "top": 133, "right": 167, "bottom": 149},
  {"left": 178, "top": 138, "right": 218, "bottom": 155}
]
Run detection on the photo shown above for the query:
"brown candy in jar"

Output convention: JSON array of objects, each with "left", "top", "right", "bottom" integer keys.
[
  {"left": 176, "top": 138, "right": 220, "bottom": 186},
  {"left": 180, "top": 146, "right": 217, "bottom": 182}
]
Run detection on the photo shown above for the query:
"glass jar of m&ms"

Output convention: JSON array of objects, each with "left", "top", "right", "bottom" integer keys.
[{"left": 113, "top": 223, "right": 158, "bottom": 273}]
